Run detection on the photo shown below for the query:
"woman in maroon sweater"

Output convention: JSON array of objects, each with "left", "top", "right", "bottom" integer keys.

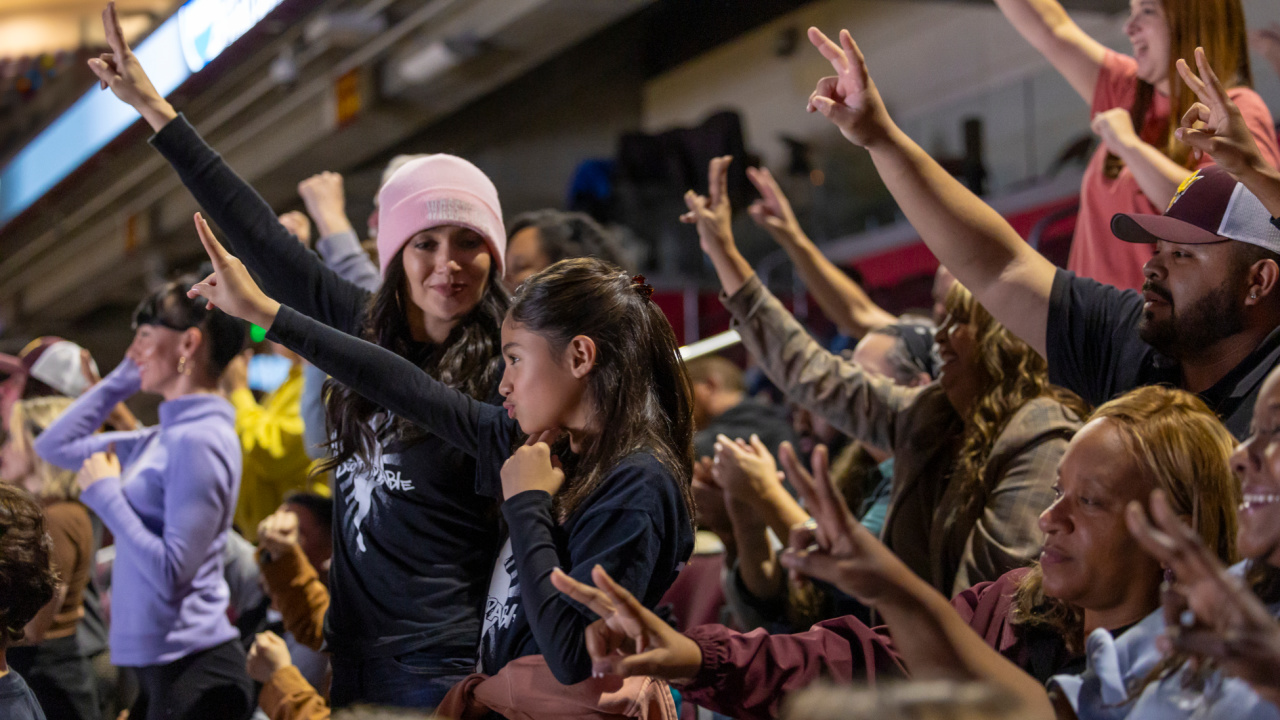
[{"left": 553, "top": 385, "right": 1240, "bottom": 720}]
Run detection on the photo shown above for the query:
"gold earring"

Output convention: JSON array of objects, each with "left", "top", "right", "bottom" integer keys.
[{"left": 177, "top": 356, "right": 189, "bottom": 375}]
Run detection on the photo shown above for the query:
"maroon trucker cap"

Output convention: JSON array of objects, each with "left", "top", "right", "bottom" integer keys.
[{"left": 1112, "top": 165, "right": 1280, "bottom": 252}]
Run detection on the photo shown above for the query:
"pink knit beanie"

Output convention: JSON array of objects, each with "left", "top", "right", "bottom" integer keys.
[{"left": 376, "top": 154, "right": 506, "bottom": 277}]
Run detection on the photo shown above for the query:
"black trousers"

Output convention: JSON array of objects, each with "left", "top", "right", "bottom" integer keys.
[
  {"left": 130, "top": 640, "right": 254, "bottom": 720},
  {"left": 7, "top": 634, "right": 101, "bottom": 720}
]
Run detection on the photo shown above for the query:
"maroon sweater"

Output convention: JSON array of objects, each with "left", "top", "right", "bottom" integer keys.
[{"left": 679, "top": 568, "right": 1072, "bottom": 719}]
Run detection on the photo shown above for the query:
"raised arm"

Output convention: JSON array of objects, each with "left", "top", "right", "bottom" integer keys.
[
  {"left": 777, "top": 444, "right": 1055, "bottom": 720},
  {"left": 89, "top": 3, "right": 370, "bottom": 334},
  {"left": 298, "top": 172, "right": 382, "bottom": 293},
  {"left": 807, "top": 28, "right": 1056, "bottom": 356},
  {"left": 685, "top": 157, "right": 918, "bottom": 453},
  {"left": 33, "top": 359, "right": 147, "bottom": 470},
  {"left": 551, "top": 563, "right": 906, "bottom": 720},
  {"left": 746, "top": 166, "right": 895, "bottom": 337},
  {"left": 992, "top": 0, "right": 1108, "bottom": 102},
  {"left": 186, "top": 214, "right": 509, "bottom": 460}
]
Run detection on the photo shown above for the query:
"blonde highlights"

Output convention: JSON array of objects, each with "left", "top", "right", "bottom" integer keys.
[
  {"left": 7, "top": 397, "right": 78, "bottom": 503},
  {"left": 1012, "top": 386, "right": 1240, "bottom": 652},
  {"left": 945, "top": 284, "right": 1087, "bottom": 526}
]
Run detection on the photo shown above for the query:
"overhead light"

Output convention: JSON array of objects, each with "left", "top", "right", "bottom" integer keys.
[{"left": 397, "top": 41, "right": 460, "bottom": 85}]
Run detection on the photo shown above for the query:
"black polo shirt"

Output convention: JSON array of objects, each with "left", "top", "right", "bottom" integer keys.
[{"left": 1045, "top": 268, "right": 1280, "bottom": 439}]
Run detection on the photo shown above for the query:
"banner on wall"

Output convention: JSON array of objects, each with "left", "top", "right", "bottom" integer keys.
[{"left": 0, "top": 0, "right": 285, "bottom": 227}]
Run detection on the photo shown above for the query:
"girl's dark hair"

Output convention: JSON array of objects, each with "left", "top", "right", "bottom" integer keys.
[
  {"left": 509, "top": 257, "right": 694, "bottom": 524},
  {"left": 319, "top": 247, "right": 509, "bottom": 471},
  {"left": 508, "top": 210, "right": 631, "bottom": 270},
  {"left": 132, "top": 274, "right": 246, "bottom": 377},
  {"left": 0, "top": 484, "right": 58, "bottom": 645}
]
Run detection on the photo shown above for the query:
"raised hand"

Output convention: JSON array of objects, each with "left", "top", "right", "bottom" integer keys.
[
  {"left": 499, "top": 436, "right": 565, "bottom": 499},
  {"left": 691, "top": 455, "right": 733, "bottom": 540},
  {"left": 1126, "top": 490, "right": 1280, "bottom": 705},
  {"left": 712, "top": 434, "right": 786, "bottom": 507},
  {"left": 806, "top": 27, "right": 895, "bottom": 149},
  {"left": 278, "top": 212, "right": 312, "bottom": 247},
  {"left": 297, "top": 172, "right": 354, "bottom": 238},
  {"left": 257, "top": 509, "right": 301, "bottom": 559},
  {"left": 746, "top": 166, "right": 804, "bottom": 244},
  {"left": 679, "top": 155, "right": 736, "bottom": 256},
  {"left": 1175, "top": 47, "right": 1268, "bottom": 178},
  {"left": 777, "top": 442, "right": 915, "bottom": 606},
  {"left": 186, "top": 213, "right": 281, "bottom": 329},
  {"left": 1091, "top": 108, "right": 1139, "bottom": 156},
  {"left": 550, "top": 565, "right": 702, "bottom": 683},
  {"left": 87, "top": 2, "right": 177, "bottom": 132},
  {"left": 246, "top": 631, "right": 293, "bottom": 684}
]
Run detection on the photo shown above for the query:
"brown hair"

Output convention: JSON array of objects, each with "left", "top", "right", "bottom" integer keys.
[
  {"left": 945, "top": 284, "right": 1088, "bottom": 535},
  {"left": 6, "top": 397, "right": 77, "bottom": 502},
  {"left": 0, "top": 484, "right": 58, "bottom": 644},
  {"left": 1110, "top": 0, "right": 1252, "bottom": 176},
  {"left": 319, "top": 250, "right": 508, "bottom": 473},
  {"left": 508, "top": 258, "right": 695, "bottom": 525},
  {"left": 1011, "top": 385, "right": 1240, "bottom": 653}
]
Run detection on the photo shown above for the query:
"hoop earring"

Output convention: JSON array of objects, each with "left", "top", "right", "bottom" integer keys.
[{"left": 177, "top": 356, "right": 189, "bottom": 376}]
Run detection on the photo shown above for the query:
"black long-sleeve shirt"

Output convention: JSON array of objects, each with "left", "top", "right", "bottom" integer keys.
[
  {"left": 150, "top": 115, "right": 499, "bottom": 662},
  {"left": 268, "top": 304, "right": 694, "bottom": 684}
]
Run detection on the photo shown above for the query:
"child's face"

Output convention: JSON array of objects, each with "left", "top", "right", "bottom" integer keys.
[{"left": 498, "top": 318, "right": 592, "bottom": 437}]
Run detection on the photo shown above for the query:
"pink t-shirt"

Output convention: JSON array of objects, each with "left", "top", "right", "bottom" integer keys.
[{"left": 1068, "top": 50, "right": 1280, "bottom": 290}]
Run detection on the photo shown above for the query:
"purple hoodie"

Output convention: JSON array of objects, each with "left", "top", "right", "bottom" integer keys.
[{"left": 34, "top": 359, "right": 242, "bottom": 666}]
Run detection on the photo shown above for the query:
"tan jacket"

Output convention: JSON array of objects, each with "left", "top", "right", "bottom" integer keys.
[
  {"left": 258, "top": 543, "right": 328, "bottom": 652},
  {"left": 724, "top": 275, "right": 1082, "bottom": 594},
  {"left": 257, "top": 544, "right": 332, "bottom": 720},
  {"left": 260, "top": 665, "right": 328, "bottom": 720}
]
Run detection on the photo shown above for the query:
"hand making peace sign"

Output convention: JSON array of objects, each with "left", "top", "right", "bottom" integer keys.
[
  {"left": 806, "top": 27, "right": 896, "bottom": 149},
  {"left": 186, "top": 213, "right": 282, "bottom": 329},
  {"left": 88, "top": 2, "right": 178, "bottom": 132}
]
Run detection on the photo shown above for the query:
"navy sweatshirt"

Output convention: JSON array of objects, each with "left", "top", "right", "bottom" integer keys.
[{"left": 268, "top": 303, "right": 694, "bottom": 684}]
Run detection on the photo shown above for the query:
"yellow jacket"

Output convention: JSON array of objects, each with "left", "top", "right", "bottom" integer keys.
[{"left": 232, "top": 365, "right": 328, "bottom": 541}]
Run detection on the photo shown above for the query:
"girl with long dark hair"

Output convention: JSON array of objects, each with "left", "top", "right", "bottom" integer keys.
[
  {"left": 34, "top": 279, "right": 253, "bottom": 720},
  {"left": 188, "top": 219, "right": 695, "bottom": 685},
  {"left": 88, "top": 3, "right": 509, "bottom": 707}
]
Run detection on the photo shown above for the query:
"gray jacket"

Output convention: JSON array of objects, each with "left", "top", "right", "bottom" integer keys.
[{"left": 724, "top": 275, "right": 1082, "bottom": 594}]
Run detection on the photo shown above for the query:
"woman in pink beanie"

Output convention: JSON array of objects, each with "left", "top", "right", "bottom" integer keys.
[{"left": 89, "top": 4, "right": 510, "bottom": 708}]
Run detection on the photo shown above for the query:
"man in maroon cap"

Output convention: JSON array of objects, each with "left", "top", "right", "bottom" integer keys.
[
  {"left": 885, "top": 160, "right": 1280, "bottom": 439},
  {"left": 804, "top": 47, "right": 1280, "bottom": 437}
]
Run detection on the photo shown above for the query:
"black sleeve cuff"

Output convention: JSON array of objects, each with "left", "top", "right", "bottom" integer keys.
[{"left": 147, "top": 113, "right": 213, "bottom": 170}]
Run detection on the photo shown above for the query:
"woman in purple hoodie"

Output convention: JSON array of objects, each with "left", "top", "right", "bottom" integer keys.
[{"left": 34, "top": 278, "right": 252, "bottom": 720}]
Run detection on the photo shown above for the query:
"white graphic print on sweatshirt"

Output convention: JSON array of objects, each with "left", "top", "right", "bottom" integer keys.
[
  {"left": 479, "top": 538, "right": 519, "bottom": 672},
  {"left": 335, "top": 444, "right": 416, "bottom": 553}
]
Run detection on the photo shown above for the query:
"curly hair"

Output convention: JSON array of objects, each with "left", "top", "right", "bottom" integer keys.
[
  {"left": 943, "top": 284, "right": 1089, "bottom": 537},
  {"left": 1011, "top": 386, "right": 1240, "bottom": 654},
  {"left": 0, "top": 484, "right": 58, "bottom": 645}
]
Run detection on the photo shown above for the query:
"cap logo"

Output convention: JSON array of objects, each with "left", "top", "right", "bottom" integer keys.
[{"left": 1168, "top": 171, "right": 1204, "bottom": 212}]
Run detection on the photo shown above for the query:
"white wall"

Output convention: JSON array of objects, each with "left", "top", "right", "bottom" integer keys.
[{"left": 643, "top": 0, "right": 1280, "bottom": 195}]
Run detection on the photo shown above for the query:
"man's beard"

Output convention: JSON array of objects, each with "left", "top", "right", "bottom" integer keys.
[{"left": 1138, "top": 280, "right": 1245, "bottom": 359}]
